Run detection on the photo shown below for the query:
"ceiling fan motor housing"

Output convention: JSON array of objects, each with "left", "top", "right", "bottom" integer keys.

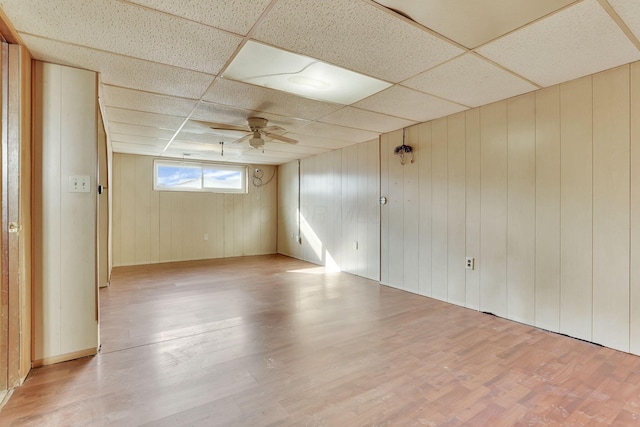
[{"left": 248, "top": 117, "right": 268, "bottom": 131}]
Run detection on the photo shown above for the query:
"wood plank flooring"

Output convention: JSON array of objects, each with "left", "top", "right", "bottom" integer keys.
[{"left": 2, "top": 254, "right": 640, "bottom": 425}]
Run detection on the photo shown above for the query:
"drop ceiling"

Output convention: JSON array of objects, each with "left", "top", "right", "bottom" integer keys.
[{"left": 1, "top": 0, "right": 639, "bottom": 165}]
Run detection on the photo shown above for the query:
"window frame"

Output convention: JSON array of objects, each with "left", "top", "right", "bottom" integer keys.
[{"left": 153, "top": 159, "right": 248, "bottom": 194}]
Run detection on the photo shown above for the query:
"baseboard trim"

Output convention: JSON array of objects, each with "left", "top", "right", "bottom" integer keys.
[{"left": 32, "top": 348, "right": 97, "bottom": 368}]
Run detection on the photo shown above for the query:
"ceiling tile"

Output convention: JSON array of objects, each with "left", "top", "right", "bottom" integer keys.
[
  {"left": 102, "top": 85, "right": 198, "bottom": 116},
  {"left": 373, "top": 0, "right": 576, "bottom": 48},
  {"left": 105, "top": 108, "right": 186, "bottom": 130},
  {"left": 252, "top": 0, "right": 464, "bottom": 82},
  {"left": 174, "top": 129, "right": 247, "bottom": 145},
  {"left": 111, "top": 141, "right": 164, "bottom": 156},
  {"left": 203, "top": 78, "right": 343, "bottom": 121},
  {"left": 22, "top": 35, "right": 215, "bottom": 99},
  {"left": 124, "top": 0, "right": 272, "bottom": 35},
  {"left": 320, "top": 107, "right": 416, "bottom": 133},
  {"left": 1, "top": 0, "right": 242, "bottom": 74},
  {"left": 609, "top": 0, "right": 640, "bottom": 41},
  {"left": 402, "top": 54, "right": 539, "bottom": 107},
  {"left": 477, "top": 0, "right": 640, "bottom": 87},
  {"left": 108, "top": 122, "right": 176, "bottom": 139},
  {"left": 286, "top": 134, "right": 356, "bottom": 150},
  {"left": 110, "top": 133, "right": 169, "bottom": 147},
  {"left": 191, "top": 101, "right": 311, "bottom": 131},
  {"left": 295, "top": 122, "right": 379, "bottom": 143},
  {"left": 354, "top": 85, "right": 467, "bottom": 122}
]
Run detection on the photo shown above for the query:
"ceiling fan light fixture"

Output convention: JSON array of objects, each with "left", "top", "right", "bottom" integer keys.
[{"left": 250, "top": 137, "right": 265, "bottom": 149}]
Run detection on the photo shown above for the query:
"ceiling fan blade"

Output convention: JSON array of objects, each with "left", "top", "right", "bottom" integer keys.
[
  {"left": 191, "top": 119, "right": 248, "bottom": 133},
  {"left": 264, "top": 133, "right": 298, "bottom": 144},
  {"left": 231, "top": 134, "right": 253, "bottom": 144}
]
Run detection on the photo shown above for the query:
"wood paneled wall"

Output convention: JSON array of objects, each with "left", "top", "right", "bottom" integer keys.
[
  {"left": 382, "top": 63, "right": 640, "bottom": 354},
  {"left": 112, "top": 154, "right": 277, "bottom": 266},
  {"left": 32, "top": 62, "right": 98, "bottom": 365},
  {"left": 278, "top": 140, "right": 380, "bottom": 281}
]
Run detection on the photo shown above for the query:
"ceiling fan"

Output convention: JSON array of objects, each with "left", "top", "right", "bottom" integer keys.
[{"left": 197, "top": 117, "right": 298, "bottom": 149}]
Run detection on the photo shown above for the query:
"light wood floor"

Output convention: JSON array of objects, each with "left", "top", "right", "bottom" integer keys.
[{"left": 2, "top": 254, "right": 640, "bottom": 426}]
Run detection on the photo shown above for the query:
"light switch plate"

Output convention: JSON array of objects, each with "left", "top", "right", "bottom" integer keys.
[{"left": 69, "top": 175, "right": 91, "bottom": 193}]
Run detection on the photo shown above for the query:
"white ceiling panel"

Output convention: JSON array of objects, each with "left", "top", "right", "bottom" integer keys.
[
  {"left": 191, "top": 101, "right": 311, "bottom": 131},
  {"left": 477, "top": 0, "right": 640, "bottom": 87},
  {"left": 103, "top": 86, "right": 198, "bottom": 117},
  {"left": 372, "top": 0, "right": 577, "bottom": 49},
  {"left": 106, "top": 108, "right": 186, "bottom": 130},
  {"left": 609, "top": 0, "right": 640, "bottom": 41},
  {"left": 0, "top": 0, "right": 242, "bottom": 74},
  {"left": 403, "top": 54, "right": 539, "bottom": 107},
  {"left": 354, "top": 85, "right": 468, "bottom": 122},
  {"left": 252, "top": 0, "right": 464, "bottom": 83},
  {"left": 123, "top": 0, "right": 273, "bottom": 35},
  {"left": 22, "top": 35, "right": 215, "bottom": 99},
  {"left": 295, "top": 122, "right": 379, "bottom": 143},
  {"left": 109, "top": 133, "right": 169, "bottom": 147},
  {"left": 320, "top": 107, "right": 416, "bottom": 133},
  {"left": 108, "top": 123, "right": 176, "bottom": 140},
  {"left": 203, "top": 78, "right": 343, "bottom": 121},
  {"left": 111, "top": 141, "right": 164, "bottom": 156},
  {"left": 286, "top": 134, "right": 356, "bottom": 150}
]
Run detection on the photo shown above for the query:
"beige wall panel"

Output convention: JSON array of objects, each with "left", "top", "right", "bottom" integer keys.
[
  {"left": 534, "top": 86, "right": 561, "bottom": 332},
  {"left": 380, "top": 134, "right": 390, "bottom": 285},
  {"left": 34, "top": 63, "right": 98, "bottom": 361},
  {"left": 112, "top": 155, "right": 122, "bottom": 267},
  {"left": 592, "top": 66, "right": 630, "bottom": 352},
  {"left": 277, "top": 161, "right": 299, "bottom": 258},
  {"left": 480, "top": 101, "right": 508, "bottom": 317},
  {"left": 119, "top": 155, "right": 136, "bottom": 264},
  {"left": 631, "top": 62, "right": 640, "bottom": 354},
  {"left": 431, "top": 118, "right": 448, "bottom": 301},
  {"left": 465, "top": 109, "right": 481, "bottom": 310},
  {"left": 560, "top": 76, "right": 593, "bottom": 341},
  {"left": 329, "top": 150, "right": 343, "bottom": 269},
  {"left": 158, "top": 192, "right": 172, "bottom": 263},
  {"left": 447, "top": 112, "right": 466, "bottom": 306},
  {"left": 506, "top": 94, "right": 536, "bottom": 324},
  {"left": 418, "top": 122, "right": 432, "bottom": 297},
  {"left": 367, "top": 140, "right": 380, "bottom": 281},
  {"left": 357, "top": 143, "right": 370, "bottom": 278},
  {"left": 171, "top": 193, "right": 184, "bottom": 261},
  {"left": 403, "top": 127, "right": 420, "bottom": 294},
  {"left": 134, "top": 155, "right": 152, "bottom": 264},
  {"left": 343, "top": 145, "right": 359, "bottom": 274},
  {"left": 387, "top": 130, "right": 404, "bottom": 289}
]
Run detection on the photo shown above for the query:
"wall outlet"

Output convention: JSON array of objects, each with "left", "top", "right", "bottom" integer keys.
[
  {"left": 204, "top": 233, "right": 208, "bottom": 241},
  {"left": 465, "top": 257, "right": 475, "bottom": 270},
  {"left": 353, "top": 241, "right": 358, "bottom": 250},
  {"left": 69, "top": 175, "right": 90, "bottom": 193}
]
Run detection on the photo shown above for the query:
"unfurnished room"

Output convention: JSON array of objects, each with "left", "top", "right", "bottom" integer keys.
[{"left": 2, "top": 0, "right": 640, "bottom": 425}]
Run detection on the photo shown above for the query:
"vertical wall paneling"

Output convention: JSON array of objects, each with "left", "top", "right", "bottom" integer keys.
[
  {"left": 465, "top": 109, "right": 481, "bottom": 309},
  {"left": 559, "top": 76, "right": 593, "bottom": 341},
  {"left": 134, "top": 156, "right": 152, "bottom": 264},
  {"left": 480, "top": 101, "right": 508, "bottom": 317},
  {"left": 506, "top": 94, "right": 536, "bottom": 324},
  {"left": 357, "top": 142, "right": 369, "bottom": 278},
  {"left": 592, "top": 66, "right": 630, "bottom": 352},
  {"left": 431, "top": 118, "right": 448, "bottom": 301},
  {"left": 418, "top": 122, "right": 433, "bottom": 297},
  {"left": 631, "top": 62, "right": 640, "bottom": 354},
  {"left": 534, "top": 85, "right": 561, "bottom": 332},
  {"left": 387, "top": 130, "right": 404, "bottom": 289},
  {"left": 380, "top": 134, "right": 390, "bottom": 285},
  {"left": 367, "top": 140, "right": 381, "bottom": 281},
  {"left": 113, "top": 154, "right": 277, "bottom": 266},
  {"left": 330, "top": 150, "right": 343, "bottom": 269},
  {"left": 34, "top": 62, "right": 98, "bottom": 363},
  {"left": 404, "top": 127, "right": 420, "bottom": 293},
  {"left": 277, "top": 160, "right": 300, "bottom": 258},
  {"left": 447, "top": 113, "right": 466, "bottom": 306}
]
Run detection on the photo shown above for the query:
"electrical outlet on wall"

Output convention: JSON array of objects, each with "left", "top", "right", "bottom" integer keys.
[
  {"left": 465, "top": 257, "right": 475, "bottom": 270},
  {"left": 69, "top": 175, "right": 91, "bottom": 193}
]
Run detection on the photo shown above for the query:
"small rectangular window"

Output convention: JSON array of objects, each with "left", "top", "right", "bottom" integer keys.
[{"left": 154, "top": 159, "right": 247, "bottom": 194}]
